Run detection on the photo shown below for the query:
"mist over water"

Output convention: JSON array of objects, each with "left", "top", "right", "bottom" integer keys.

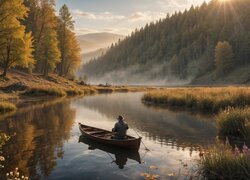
[{"left": 83, "top": 64, "right": 193, "bottom": 86}]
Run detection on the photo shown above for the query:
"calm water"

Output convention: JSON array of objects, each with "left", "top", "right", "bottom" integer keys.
[{"left": 0, "top": 93, "right": 217, "bottom": 179}]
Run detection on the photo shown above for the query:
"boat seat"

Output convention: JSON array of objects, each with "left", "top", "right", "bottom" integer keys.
[{"left": 89, "top": 131, "right": 106, "bottom": 135}]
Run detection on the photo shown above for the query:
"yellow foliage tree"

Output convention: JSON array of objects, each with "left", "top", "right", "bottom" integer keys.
[
  {"left": 64, "top": 31, "right": 81, "bottom": 78},
  {"left": 0, "top": 0, "right": 34, "bottom": 76}
]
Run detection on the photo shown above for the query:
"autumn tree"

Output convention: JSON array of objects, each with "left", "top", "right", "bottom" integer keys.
[
  {"left": 57, "top": 4, "right": 75, "bottom": 76},
  {"left": 215, "top": 41, "right": 235, "bottom": 75},
  {"left": 32, "top": 0, "right": 61, "bottom": 76},
  {"left": 39, "top": 29, "right": 60, "bottom": 76},
  {"left": 0, "top": 0, "right": 34, "bottom": 76},
  {"left": 63, "top": 31, "right": 81, "bottom": 78}
]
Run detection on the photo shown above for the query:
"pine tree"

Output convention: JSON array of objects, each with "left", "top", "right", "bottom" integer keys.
[
  {"left": 57, "top": 4, "right": 74, "bottom": 76},
  {"left": 0, "top": 0, "right": 34, "bottom": 76},
  {"left": 169, "top": 54, "right": 180, "bottom": 75},
  {"left": 215, "top": 41, "right": 235, "bottom": 76}
]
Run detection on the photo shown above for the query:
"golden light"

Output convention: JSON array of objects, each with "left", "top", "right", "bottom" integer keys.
[{"left": 220, "top": 0, "right": 230, "bottom": 2}]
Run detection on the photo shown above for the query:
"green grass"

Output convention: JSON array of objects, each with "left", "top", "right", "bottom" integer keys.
[
  {"left": 142, "top": 87, "right": 250, "bottom": 113},
  {"left": 0, "top": 101, "right": 16, "bottom": 114},
  {"left": 198, "top": 143, "right": 250, "bottom": 179},
  {"left": 217, "top": 107, "right": 250, "bottom": 138},
  {"left": 22, "top": 88, "right": 66, "bottom": 97}
]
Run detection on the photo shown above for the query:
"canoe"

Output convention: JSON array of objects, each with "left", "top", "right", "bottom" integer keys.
[
  {"left": 78, "top": 135, "right": 141, "bottom": 166},
  {"left": 78, "top": 123, "right": 141, "bottom": 151}
]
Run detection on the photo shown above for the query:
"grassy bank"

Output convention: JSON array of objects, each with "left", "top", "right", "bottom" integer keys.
[
  {"left": 198, "top": 143, "right": 250, "bottom": 179},
  {"left": 142, "top": 87, "right": 250, "bottom": 113},
  {"left": 217, "top": 107, "right": 250, "bottom": 138},
  {"left": 0, "top": 70, "right": 155, "bottom": 115},
  {"left": 0, "top": 102, "right": 16, "bottom": 114}
]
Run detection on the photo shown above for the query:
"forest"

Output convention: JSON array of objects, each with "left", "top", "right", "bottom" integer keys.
[
  {"left": 82, "top": 0, "right": 250, "bottom": 85},
  {"left": 0, "top": 0, "right": 81, "bottom": 78}
]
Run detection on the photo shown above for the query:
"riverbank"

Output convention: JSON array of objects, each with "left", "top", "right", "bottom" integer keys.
[
  {"left": 142, "top": 87, "right": 250, "bottom": 113},
  {"left": 142, "top": 87, "right": 250, "bottom": 137},
  {"left": 0, "top": 69, "right": 155, "bottom": 115}
]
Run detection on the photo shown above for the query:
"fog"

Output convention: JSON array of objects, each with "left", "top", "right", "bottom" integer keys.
[{"left": 80, "top": 64, "right": 193, "bottom": 86}]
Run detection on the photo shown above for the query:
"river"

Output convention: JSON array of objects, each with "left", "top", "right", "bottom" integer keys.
[{"left": 0, "top": 92, "right": 217, "bottom": 179}]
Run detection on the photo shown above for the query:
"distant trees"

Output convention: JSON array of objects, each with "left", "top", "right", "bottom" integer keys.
[
  {"left": 215, "top": 41, "right": 235, "bottom": 76},
  {"left": 0, "top": 0, "right": 34, "bottom": 77}
]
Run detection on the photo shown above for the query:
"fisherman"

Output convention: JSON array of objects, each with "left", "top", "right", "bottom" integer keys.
[{"left": 112, "top": 115, "right": 129, "bottom": 139}]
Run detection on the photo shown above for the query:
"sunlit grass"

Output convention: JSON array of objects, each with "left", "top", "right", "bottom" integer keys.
[
  {"left": 0, "top": 102, "right": 16, "bottom": 114},
  {"left": 142, "top": 87, "right": 250, "bottom": 113}
]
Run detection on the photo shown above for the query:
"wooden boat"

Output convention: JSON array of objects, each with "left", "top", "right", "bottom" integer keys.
[
  {"left": 78, "top": 123, "right": 141, "bottom": 151},
  {"left": 78, "top": 135, "right": 141, "bottom": 166}
]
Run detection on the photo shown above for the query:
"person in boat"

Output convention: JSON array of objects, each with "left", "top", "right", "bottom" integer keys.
[{"left": 112, "top": 115, "right": 129, "bottom": 139}]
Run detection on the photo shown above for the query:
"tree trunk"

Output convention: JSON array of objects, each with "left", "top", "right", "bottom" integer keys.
[{"left": 1, "top": 65, "right": 8, "bottom": 77}]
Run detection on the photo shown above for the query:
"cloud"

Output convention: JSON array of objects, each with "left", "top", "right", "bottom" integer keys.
[
  {"left": 73, "top": 10, "right": 126, "bottom": 20},
  {"left": 129, "top": 12, "right": 147, "bottom": 21},
  {"left": 129, "top": 11, "right": 166, "bottom": 22}
]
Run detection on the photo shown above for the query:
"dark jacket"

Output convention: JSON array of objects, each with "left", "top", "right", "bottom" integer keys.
[{"left": 112, "top": 120, "right": 129, "bottom": 139}]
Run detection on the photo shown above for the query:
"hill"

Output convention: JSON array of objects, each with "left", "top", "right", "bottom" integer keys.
[
  {"left": 81, "top": 0, "right": 250, "bottom": 85},
  {"left": 81, "top": 48, "right": 107, "bottom": 64},
  {"left": 77, "top": 32, "right": 125, "bottom": 53}
]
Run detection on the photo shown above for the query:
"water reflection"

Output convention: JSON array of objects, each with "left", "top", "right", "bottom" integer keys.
[
  {"left": 0, "top": 93, "right": 217, "bottom": 179},
  {"left": 78, "top": 135, "right": 141, "bottom": 169},
  {"left": 75, "top": 93, "right": 217, "bottom": 149},
  {"left": 0, "top": 100, "right": 75, "bottom": 179}
]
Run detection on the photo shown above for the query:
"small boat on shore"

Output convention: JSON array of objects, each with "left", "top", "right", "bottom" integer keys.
[{"left": 78, "top": 123, "right": 141, "bottom": 151}]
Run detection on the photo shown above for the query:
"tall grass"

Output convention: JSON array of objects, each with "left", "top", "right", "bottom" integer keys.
[
  {"left": 142, "top": 87, "right": 250, "bottom": 113},
  {"left": 217, "top": 107, "right": 250, "bottom": 138},
  {"left": 198, "top": 143, "right": 250, "bottom": 179},
  {"left": 22, "top": 88, "right": 66, "bottom": 97},
  {"left": 0, "top": 102, "right": 16, "bottom": 114}
]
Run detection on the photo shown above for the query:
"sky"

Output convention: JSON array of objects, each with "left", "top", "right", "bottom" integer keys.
[{"left": 56, "top": 0, "right": 209, "bottom": 36}]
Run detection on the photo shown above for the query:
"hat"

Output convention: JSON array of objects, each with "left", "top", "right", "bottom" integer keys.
[{"left": 117, "top": 115, "right": 124, "bottom": 121}]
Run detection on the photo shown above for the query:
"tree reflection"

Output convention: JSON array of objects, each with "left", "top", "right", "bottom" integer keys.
[{"left": 0, "top": 100, "right": 75, "bottom": 179}]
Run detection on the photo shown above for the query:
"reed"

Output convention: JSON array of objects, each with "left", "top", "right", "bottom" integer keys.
[
  {"left": 142, "top": 87, "right": 250, "bottom": 113},
  {"left": 217, "top": 107, "right": 250, "bottom": 138},
  {"left": 198, "top": 143, "right": 250, "bottom": 179},
  {"left": 0, "top": 102, "right": 16, "bottom": 114}
]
